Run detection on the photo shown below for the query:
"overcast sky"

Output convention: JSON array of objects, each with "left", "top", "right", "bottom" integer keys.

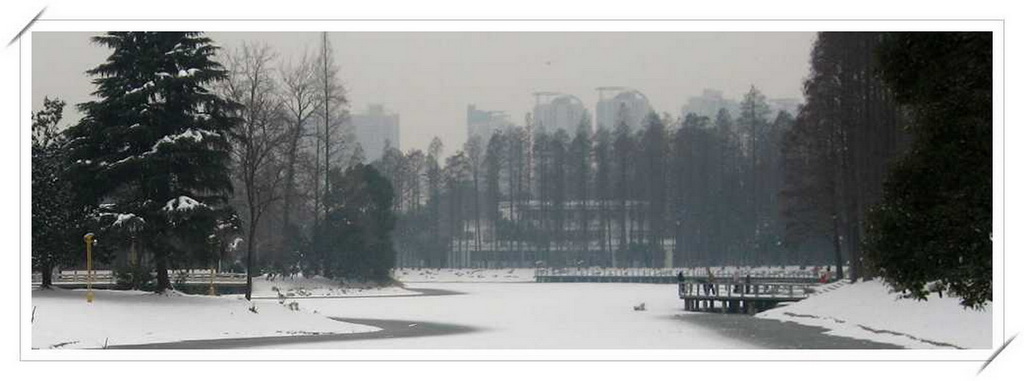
[{"left": 32, "top": 31, "right": 816, "bottom": 152}]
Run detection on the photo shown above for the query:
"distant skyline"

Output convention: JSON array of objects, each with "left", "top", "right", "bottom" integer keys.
[{"left": 32, "top": 32, "right": 815, "bottom": 153}]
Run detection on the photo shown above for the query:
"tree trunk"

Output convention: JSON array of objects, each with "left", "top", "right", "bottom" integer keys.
[
  {"left": 40, "top": 261, "right": 53, "bottom": 289},
  {"left": 831, "top": 214, "right": 844, "bottom": 280},
  {"left": 245, "top": 223, "right": 257, "bottom": 300},
  {"left": 155, "top": 253, "right": 171, "bottom": 292}
]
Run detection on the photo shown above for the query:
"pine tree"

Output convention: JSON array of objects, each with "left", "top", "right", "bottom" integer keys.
[
  {"left": 313, "top": 164, "right": 396, "bottom": 282},
  {"left": 66, "top": 32, "right": 239, "bottom": 292},
  {"left": 737, "top": 86, "right": 771, "bottom": 265},
  {"left": 32, "top": 97, "right": 85, "bottom": 288}
]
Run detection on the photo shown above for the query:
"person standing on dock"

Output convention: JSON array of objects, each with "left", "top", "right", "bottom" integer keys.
[{"left": 705, "top": 267, "right": 716, "bottom": 295}]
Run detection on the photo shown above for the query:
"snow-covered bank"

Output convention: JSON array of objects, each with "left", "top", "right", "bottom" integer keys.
[
  {"left": 251, "top": 274, "right": 418, "bottom": 298},
  {"left": 394, "top": 268, "right": 536, "bottom": 283},
  {"left": 31, "top": 288, "right": 380, "bottom": 349},
  {"left": 756, "top": 279, "right": 991, "bottom": 349}
]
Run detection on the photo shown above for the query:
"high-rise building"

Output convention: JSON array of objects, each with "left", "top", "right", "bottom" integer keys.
[
  {"left": 467, "top": 104, "right": 512, "bottom": 142},
  {"left": 680, "top": 88, "right": 740, "bottom": 120},
  {"left": 350, "top": 104, "right": 400, "bottom": 161},
  {"left": 595, "top": 87, "right": 652, "bottom": 131},
  {"left": 532, "top": 92, "right": 586, "bottom": 132}
]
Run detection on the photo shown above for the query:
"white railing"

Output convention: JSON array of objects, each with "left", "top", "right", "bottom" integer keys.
[
  {"left": 677, "top": 281, "right": 817, "bottom": 299},
  {"left": 535, "top": 266, "right": 827, "bottom": 281},
  {"left": 31, "top": 270, "right": 247, "bottom": 285}
]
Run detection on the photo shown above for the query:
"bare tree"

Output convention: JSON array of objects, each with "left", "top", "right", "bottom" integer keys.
[
  {"left": 221, "top": 42, "right": 289, "bottom": 300},
  {"left": 316, "top": 32, "right": 349, "bottom": 219},
  {"left": 279, "top": 49, "right": 322, "bottom": 236}
]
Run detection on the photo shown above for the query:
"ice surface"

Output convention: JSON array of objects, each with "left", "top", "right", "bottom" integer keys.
[{"left": 266, "top": 282, "right": 756, "bottom": 349}]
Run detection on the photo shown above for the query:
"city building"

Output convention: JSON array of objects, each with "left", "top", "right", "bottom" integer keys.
[
  {"left": 350, "top": 104, "right": 400, "bottom": 161},
  {"left": 595, "top": 87, "right": 653, "bottom": 131},
  {"left": 682, "top": 89, "right": 802, "bottom": 121},
  {"left": 680, "top": 88, "right": 740, "bottom": 120},
  {"left": 467, "top": 104, "right": 512, "bottom": 142},
  {"left": 532, "top": 92, "right": 587, "bottom": 132}
]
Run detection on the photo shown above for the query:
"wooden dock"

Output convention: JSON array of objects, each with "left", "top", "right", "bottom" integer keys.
[{"left": 678, "top": 281, "right": 816, "bottom": 314}]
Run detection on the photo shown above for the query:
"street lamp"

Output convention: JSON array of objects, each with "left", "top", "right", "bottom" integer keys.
[{"left": 83, "top": 233, "right": 96, "bottom": 303}]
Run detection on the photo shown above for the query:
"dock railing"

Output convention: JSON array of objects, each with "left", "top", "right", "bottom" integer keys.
[
  {"left": 677, "top": 281, "right": 816, "bottom": 300},
  {"left": 535, "top": 267, "right": 824, "bottom": 284}
]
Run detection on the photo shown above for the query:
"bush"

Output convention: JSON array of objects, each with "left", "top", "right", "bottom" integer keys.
[{"left": 114, "top": 264, "right": 156, "bottom": 291}]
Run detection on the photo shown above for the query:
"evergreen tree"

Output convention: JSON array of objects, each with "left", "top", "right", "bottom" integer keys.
[
  {"left": 313, "top": 164, "right": 396, "bottom": 282},
  {"left": 66, "top": 32, "right": 239, "bottom": 292},
  {"left": 32, "top": 97, "right": 85, "bottom": 288},
  {"left": 737, "top": 86, "right": 771, "bottom": 264},
  {"left": 866, "top": 32, "right": 992, "bottom": 308}
]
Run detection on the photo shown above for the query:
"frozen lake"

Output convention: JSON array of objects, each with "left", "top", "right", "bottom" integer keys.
[{"left": 249, "top": 283, "right": 896, "bottom": 349}]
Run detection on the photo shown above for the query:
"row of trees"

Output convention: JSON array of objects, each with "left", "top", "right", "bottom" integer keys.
[
  {"left": 378, "top": 87, "right": 797, "bottom": 268},
  {"left": 781, "top": 32, "right": 992, "bottom": 308},
  {"left": 780, "top": 32, "right": 910, "bottom": 281},
  {"left": 31, "top": 32, "right": 398, "bottom": 296}
]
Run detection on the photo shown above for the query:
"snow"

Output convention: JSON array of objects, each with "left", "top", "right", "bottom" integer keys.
[
  {"left": 394, "top": 268, "right": 537, "bottom": 283},
  {"left": 31, "top": 288, "right": 380, "bottom": 349},
  {"left": 162, "top": 195, "right": 205, "bottom": 212},
  {"left": 148, "top": 128, "right": 218, "bottom": 154},
  {"left": 125, "top": 81, "right": 154, "bottom": 95},
  {"left": 756, "top": 279, "right": 992, "bottom": 349},
  {"left": 105, "top": 129, "right": 220, "bottom": 168},
  {"left": 251, "top": 274, "right": 419, "bottom": 298},
  {"left": 111, "top": 213, "right": 144, "bottom": 227},
  {"left": 265, "top": 282, "right": 755, "bottom": 349}
]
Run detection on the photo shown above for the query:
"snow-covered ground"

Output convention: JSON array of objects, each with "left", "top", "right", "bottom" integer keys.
[
  {"left": 756, "top": 279, "right": 992, "bottom": 349},
  {"left": 251, "top": 274, "right": 419, "bottom": 298},
  {"left": 394, "top": 268, "right": 537, "bottom": 283},
  {"left": 31, "top": 288, "right": 380, "bottom": 349},
  {"left": 264, "top": 282, "right": 756, "bottom": 349}
]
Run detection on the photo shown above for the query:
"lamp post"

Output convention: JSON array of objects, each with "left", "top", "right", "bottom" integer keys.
[{"left": 84, "top": 233, "right": 96, "bottom": 303}]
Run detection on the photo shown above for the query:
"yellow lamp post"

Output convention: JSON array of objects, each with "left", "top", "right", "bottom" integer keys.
[{"left": 84, "top": 233, "right": 95, "bottom": 303}]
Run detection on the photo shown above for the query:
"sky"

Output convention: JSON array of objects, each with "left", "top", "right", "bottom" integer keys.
[{"left": 32, "top": 32, "right": 816, "bottom": 152}]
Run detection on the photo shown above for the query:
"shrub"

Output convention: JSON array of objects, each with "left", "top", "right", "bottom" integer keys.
[{"left": 113, "top": 263, "right": 155, "bottom": 291}]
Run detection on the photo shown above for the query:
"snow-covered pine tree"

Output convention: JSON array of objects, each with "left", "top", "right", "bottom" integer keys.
[{"left": 66, "top": 32, "right": 239, "bottom": 292}]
